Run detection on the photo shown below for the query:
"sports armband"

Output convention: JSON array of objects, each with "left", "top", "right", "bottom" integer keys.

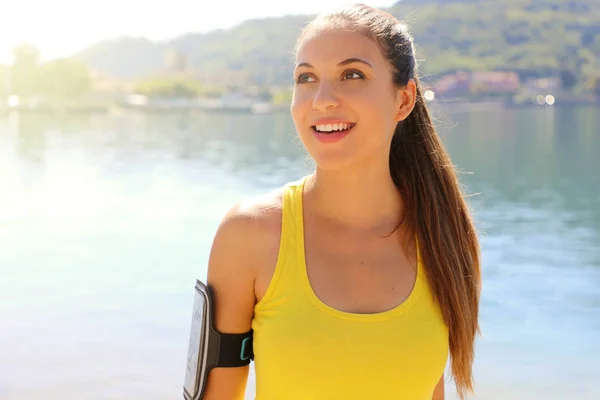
[{"left": 183, "top": 280, "right": 253, "bottom": 400}]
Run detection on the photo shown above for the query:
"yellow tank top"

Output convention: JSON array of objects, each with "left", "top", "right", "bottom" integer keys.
[{"left": 252, "top": 176, "right": 449, "bottom": 400}]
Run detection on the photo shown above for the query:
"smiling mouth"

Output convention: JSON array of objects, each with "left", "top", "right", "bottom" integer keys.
[{"left": 311, "top": 122, "right": 355, "bottom": 134}]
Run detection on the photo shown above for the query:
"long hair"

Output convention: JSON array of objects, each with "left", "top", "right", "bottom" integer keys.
[{"left": 299, "top": 4, "right": 482, "bottom": 398}]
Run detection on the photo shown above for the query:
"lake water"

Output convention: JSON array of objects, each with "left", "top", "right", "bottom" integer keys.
[{"left": 0, "top": 106, "right": 598, "bottom": 399}]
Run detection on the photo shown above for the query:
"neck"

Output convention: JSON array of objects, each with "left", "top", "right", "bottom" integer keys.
[{"left": 304, "top": 158, "right": 404, "bottom": 235}]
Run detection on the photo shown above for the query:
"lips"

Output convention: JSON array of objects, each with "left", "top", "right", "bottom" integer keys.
[{"left": 310, "top": 122, "right": 355, "bottom": 143}]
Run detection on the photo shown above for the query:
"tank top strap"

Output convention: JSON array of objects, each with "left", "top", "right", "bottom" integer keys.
[
  {"left": 255, "top": 176, "right": 310, "bottom": 309},
  {"left": 282, "top": 174, "right": 309, "bottom": 247}
]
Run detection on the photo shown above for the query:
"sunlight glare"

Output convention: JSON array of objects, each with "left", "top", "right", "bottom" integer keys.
[{"left": 8, "top": 95, "right": 20, "bottom": 107}]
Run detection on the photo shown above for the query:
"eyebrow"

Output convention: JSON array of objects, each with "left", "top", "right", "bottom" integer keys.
[{"left": 295, "top": 57, "right": 373, "bottom": 69}]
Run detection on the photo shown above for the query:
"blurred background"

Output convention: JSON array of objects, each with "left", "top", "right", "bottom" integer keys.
[{"left": 0, "top": 0, "right": 599, "bottom": 399}]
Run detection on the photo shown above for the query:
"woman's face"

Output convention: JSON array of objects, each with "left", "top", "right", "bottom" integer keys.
[{"left": 291, "top": 26, "right": 406, "bottom": 171}]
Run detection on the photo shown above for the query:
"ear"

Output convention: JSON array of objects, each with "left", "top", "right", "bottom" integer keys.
[{"left": 394, "top": 80, "right": 417, "bottom": 122}]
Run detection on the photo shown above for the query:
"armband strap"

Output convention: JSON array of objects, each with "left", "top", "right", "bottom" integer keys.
[{"left": 217, "top": 329, "right": 254, "bottom": 367}]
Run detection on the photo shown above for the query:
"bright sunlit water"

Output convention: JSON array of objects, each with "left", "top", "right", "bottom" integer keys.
[{"left": 0, "top": 106, "right": 598, "bottom": 399}]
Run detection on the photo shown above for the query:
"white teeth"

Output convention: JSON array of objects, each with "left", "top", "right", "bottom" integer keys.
[{"left": 314, "top": 123, "right": 353, "bottom": 132}]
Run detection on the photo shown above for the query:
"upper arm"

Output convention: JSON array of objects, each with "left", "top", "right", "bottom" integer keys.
[
  {"left": 201, "top": 204, "right": 264, "bottom": 400},
  {"left": 432, "top": 373, "right": 444, "bottom": 400}
]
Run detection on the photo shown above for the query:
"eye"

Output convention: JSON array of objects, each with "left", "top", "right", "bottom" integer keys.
[
  {"left": 342, "top": 71, "right": 364, "bottom": 80},
  {"left": 295, "top": 74, "right": 316, "bottom": 84}
]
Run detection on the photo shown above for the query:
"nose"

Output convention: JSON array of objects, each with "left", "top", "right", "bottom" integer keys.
[{"left": 312, "top": 82, "right": 340, "bottom": 112}]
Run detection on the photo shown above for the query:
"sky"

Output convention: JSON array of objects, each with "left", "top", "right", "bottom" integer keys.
[{"left": 0, "top": 0, "right": 396, "bottom": 63}]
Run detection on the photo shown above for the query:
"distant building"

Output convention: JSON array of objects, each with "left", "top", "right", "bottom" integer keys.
[
  {"left": 435, "top": 71, "right": 471, "bottom": 96},
  {"left": 471, "top": 71, "right": 520, "bottom": 94},
  {"left": 524, "top": 77, "right": 561, "bottom": 91},
  {"left": 434, "top": 71, "right": 520, "bottom": 96}
]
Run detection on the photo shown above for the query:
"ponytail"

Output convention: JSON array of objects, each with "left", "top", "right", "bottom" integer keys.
[{"left": 390, "top": 77, "right": 481, "bottom": 398}]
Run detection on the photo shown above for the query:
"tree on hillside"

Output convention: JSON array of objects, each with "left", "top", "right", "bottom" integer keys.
[
  {"left": 12, "top": 44, "right": 41, "bottom": 68},
  {"left": 0, "top": 64, "right": 7, "bottom": 97},
  {"left": 134, "top": 76, "right": 204, "bottom": 98},
  {"left": 592, "top": 78, "right": 600, "bottom": 97},
  {"left": 560, "top": 69, "right": 577, "bottom": 90},
  {"left": 11, "top": 43, "right": 42, "bottom": 97},
  {"left": 8, "top": 44, "right": 94, "bottom": 100},
  {"left": 40, "top": 58, "right": 92, "bottom": 97}
]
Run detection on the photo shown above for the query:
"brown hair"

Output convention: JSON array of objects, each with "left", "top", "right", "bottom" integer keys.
[{"left": 298, "top": 4, "right": 482, "bottom": 398}]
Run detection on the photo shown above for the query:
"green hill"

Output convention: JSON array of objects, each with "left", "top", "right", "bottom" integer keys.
[{"left": 74, "top": 0, "right": 600, "bottom": 85}]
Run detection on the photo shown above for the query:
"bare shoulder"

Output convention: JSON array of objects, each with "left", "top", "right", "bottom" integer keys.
[
  {"left": 206, "top": 187, "right": 284, "bottom": 325},
  {"left": 217, "top": 187, "right": 284, "bottom": 256}
]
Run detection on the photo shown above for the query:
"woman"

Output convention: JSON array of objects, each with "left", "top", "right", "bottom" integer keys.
[{"left": 204, "top": 4, "right": 481, "bottom": 400}]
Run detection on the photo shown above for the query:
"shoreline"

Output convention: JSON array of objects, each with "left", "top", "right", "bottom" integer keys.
[{"left": 0, "top": 97, "right": 597, "bottom": 115}]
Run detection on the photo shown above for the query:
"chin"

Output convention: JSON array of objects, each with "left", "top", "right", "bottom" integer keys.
[
  {"left": 298, "top": 129, "right": 387, "bottom": 172},
  {"left": 309, "top": 151, "right": 363, "bottom": 172},
  {"left": 308, "top": 144, "right": 391, "bottom": 174}
]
